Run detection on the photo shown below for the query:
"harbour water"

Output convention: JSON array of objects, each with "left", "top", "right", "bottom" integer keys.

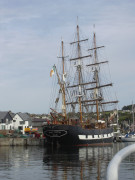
[{"left": 0, "top": 142, "right": 135, "bottom": 180}]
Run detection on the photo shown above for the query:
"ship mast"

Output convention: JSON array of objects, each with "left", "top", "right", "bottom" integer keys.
[
  {"left": 77, "top": 25, "right": 83, "bottom": 124},
  {"left": 93, "top": 32, "right": 100, "bottom": 121},
  {"left": 66, "top": 25, "right": 118, "bottom": 124},
  {"left": 53, "top": 41, "right": 67, "bottom": 120},
  {"left": 61, "top": 41, "right": 67, "bottom": 120},
  {"left": 132, "top": 101, "right": 134, "bottom": 132}
]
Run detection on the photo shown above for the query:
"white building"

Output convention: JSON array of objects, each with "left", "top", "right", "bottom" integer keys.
[
  {"left": 0, "top": 111, "right": 14, "bottom": 130},
  {"left": 13, "top": 112, "right": 32, "bottom": 134}
]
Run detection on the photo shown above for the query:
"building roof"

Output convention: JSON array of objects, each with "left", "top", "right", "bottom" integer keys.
[
  {"left": 9, "top": 111, "right": 15, "bottom": 118},
  {"left": 17, "top": 112, "right": 31, "bottom": 121},
  {"left": 0, "top": 111, "right": 8, "bottom": 120},
  {"left": 32, "top": 118, "right": 48, "bottom": 122},
  {"left": 0, "top": 111, "right": 14, "bottom": 123}
]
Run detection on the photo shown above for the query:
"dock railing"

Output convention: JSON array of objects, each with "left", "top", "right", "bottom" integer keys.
[{"left": 106, "top": 143, "right": 135, "bottom": 180}]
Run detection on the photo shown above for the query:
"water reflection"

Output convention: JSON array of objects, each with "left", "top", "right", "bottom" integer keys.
[
  {"left": 43, "top": 145, "right": 114, "bottom": 180},
  {"left": 0, "top": 143, "right": 134, "bottom": 180},
  {"left": 43, "top": 143, "right": 135, "bottom": 180},
  {"left": 0, "top": 146, "right": 45, "bottom": 180}
]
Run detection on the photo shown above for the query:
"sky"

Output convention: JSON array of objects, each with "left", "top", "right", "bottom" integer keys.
[{"left": 0, "top": 0, "right": 135, "bottom": 114}]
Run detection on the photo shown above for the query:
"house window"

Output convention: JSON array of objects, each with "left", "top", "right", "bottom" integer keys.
[
  {"left": 2, "top": 125, "right": 5, "bottom": 130},
  {"left": 20, "top": 121, "right": 24, "bottom": 125}
]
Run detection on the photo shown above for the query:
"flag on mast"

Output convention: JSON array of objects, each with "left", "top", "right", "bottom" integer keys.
[{"left": 50, "top": 65, "right": 56, "bottom": 77}]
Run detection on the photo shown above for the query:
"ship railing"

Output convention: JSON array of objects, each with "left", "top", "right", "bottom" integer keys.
[{"left": 106, "top": 143, "right": 135, "bottom": 180}]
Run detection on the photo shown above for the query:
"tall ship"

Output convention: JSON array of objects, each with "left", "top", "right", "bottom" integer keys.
[{"left": 43, "top": 24, "right": 118, "bottom": 146}]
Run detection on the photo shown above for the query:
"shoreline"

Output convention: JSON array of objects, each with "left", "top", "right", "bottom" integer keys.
[{"left": 0, "top": 137, "right": 46, "bottom": 146}]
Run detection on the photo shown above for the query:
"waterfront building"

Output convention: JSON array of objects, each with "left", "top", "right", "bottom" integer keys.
[
  {"left": 32, "top": 118, "right": 49, "bottom": 133},
  {"left": 0, "top": 111, "right": 14, "bottom": 130},
  {"left": 13, "top": 112, "right": 32, "bottom": 134}
]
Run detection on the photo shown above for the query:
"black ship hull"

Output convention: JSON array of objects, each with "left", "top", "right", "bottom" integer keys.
[{"left": 43, "top": 124, "right": 113, "bottom": 146}]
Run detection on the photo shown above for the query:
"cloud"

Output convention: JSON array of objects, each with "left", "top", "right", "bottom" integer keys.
[{"left": 0, "top": 0, "right": 135, "bottom": 113}]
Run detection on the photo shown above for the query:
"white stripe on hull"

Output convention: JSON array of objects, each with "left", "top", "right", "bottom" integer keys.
[{"left": 78, "top": 133, "right": 113, "bottom": 140}]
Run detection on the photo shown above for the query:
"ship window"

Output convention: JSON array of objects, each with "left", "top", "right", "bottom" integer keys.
[{"left": 92, "top": 135, "right": 94, "bottom": 138}]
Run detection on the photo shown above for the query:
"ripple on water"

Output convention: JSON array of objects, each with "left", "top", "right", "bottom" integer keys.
[{"left": 0, "top": 143, "right": 135, "bottom": 180}]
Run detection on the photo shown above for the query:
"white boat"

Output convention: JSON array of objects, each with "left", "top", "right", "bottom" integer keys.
[
  {"left": 121, "top": 103, "right": 135, "bottom": 142},
  {"left": 121, "top": 133, "right": 135, "bottom": 142}
]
